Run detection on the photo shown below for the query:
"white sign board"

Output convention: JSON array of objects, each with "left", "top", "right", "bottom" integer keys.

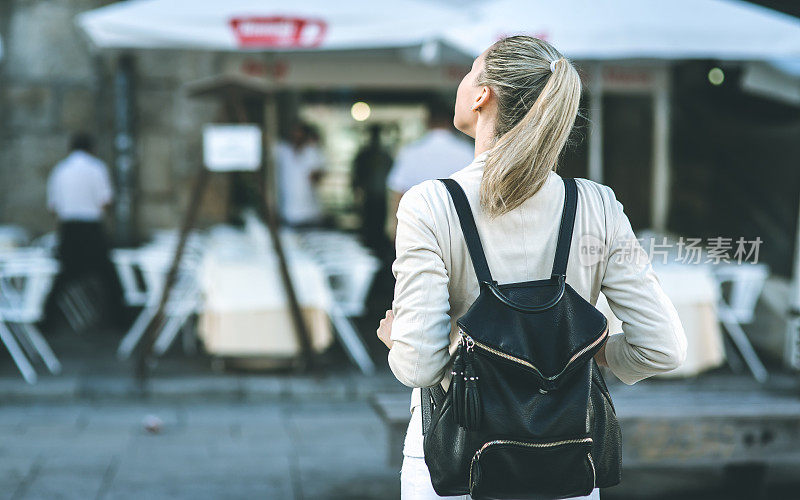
[{"left": 203, "top": 124, "right": 262, "bottom": 172}]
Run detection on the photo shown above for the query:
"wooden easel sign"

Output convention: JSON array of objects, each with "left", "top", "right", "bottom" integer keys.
[
  {"left": 135, "top": 119, "right": 316, "bottom": 386},
  {"left": 202, "top": 124, "right": 262, "bottom": 172}
]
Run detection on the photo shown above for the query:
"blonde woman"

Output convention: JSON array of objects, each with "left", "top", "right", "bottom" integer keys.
[{"left": 377, "top": 36, "right": 687, "bottom": 499}]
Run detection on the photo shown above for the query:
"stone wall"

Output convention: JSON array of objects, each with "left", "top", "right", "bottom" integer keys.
[{"left": 0, "top": 0, "right": 100, "bottom": 234}]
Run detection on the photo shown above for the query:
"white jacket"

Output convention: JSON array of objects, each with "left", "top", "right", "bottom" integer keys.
[{"left": 388, "top": 151, "right": 688, "bottom": 412}]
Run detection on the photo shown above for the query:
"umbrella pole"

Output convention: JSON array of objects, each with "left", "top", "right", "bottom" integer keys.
[
  {"left": 588, "top": 62, "right": 604, "bottom": 183},
  {"left": 651, "top": 65, "right": 671, "bottom": 232},
  {"left": 113, "top": 53, "right": 137, "bottom": 246},
  {"left": 786, "top": 196, "right": 800, "bottom": 369}
]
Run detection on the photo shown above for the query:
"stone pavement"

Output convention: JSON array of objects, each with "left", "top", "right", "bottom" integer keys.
[
  {"left": 4, "top": 324, "right": 800, "bottom": 499},
  {"left": 5, "top": 398, "right": 800, "bottom": 500},
  {"left": 0, "top": 400, "right": 403, "bottom": 500}
]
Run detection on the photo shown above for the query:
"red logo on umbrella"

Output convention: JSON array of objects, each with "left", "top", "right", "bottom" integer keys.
[{"left": 230, "top": 16, "right": 327, "bottom": 48}]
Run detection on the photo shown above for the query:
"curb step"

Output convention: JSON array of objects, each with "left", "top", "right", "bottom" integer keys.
[{"left": 0, "top": 372, "right": 410, "bottom": 403}]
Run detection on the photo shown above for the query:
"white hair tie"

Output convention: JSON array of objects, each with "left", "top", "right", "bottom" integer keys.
[{"left": 550, "top": 59, "right": 558, "bottom": 73}]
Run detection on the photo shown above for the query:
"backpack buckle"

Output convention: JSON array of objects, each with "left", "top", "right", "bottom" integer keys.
[{"left": 480, "top": 280, "right": 499, "bottom": 290}]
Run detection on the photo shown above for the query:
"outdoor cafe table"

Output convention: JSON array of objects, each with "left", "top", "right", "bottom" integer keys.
[{"left": 596, "top": 253, "right": 727, "bottom": 379}]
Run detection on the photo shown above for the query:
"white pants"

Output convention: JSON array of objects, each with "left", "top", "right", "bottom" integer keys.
[{"left": 400, "top": 405, "right": 601, "bottom": 500}]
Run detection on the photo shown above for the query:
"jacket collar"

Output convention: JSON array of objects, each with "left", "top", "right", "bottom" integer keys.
[{"left": 460, "top": 150, "right": 488, "bottom": 175}]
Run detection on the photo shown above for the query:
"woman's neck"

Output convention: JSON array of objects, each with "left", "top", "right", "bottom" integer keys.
[{"left": 473, "top": 114, "right": 496, "bottom": 158}]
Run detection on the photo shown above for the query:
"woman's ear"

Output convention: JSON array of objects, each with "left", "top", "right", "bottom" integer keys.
[{"left": 473, "top": 86, "right": 491, "bottom": 112}]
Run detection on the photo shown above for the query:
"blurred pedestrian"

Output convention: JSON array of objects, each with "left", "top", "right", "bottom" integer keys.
[
  {"left": 352, "top": 124, "right": 394, "bottom": 256},
  {"left": 386, "top": 99, "right": 474, "bottom": 239},
  {"left": 275, "top": 123, "right": 328, "bottom": 229},
  {"left": 352, "top": 125, "right": 397, "bottom": 343},
  {"left": 44, "top": 132, "right": 125, "bottom": 327}
]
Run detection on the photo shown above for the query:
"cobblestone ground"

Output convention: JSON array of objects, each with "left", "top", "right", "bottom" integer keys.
[{"left": 0, "top": 401, "right": 401, "bottom": 500}]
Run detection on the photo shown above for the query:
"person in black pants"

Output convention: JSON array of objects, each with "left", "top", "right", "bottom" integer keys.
[{"left": 43, "top": 133, "right": 125, "bottom": 329}]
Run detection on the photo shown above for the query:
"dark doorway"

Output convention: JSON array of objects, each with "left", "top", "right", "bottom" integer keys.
[{"left": 602, "top": 94, "right": 654, "bottom": 230}]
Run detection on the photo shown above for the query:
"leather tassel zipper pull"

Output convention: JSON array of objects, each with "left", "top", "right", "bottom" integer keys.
[
  {"left": 450, "top": 343, "right": 465, "bottom": 427},
  {"left": 463, "top": 336, "right": 482, "bottom": 430}
]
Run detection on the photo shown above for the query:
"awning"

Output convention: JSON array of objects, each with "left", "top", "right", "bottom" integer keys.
[
  {"left": 445, "top": 0, "right": 800, "bottom": 60},
  {"left": 76, "top": 0, "right": 465, "bottom": 55}
]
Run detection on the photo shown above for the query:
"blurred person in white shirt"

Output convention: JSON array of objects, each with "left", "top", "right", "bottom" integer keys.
[
  {"left": 386, "top": 99, "right": 474, "bottom": 238},
  {"left": 44, "top": 133, "right": 124, "bottom": 327},
  {"left": 275, "top": 123, "right": 328, "bottom": 229}
]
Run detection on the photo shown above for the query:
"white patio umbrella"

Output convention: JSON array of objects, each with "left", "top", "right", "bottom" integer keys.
[
  {"left": 445, "top": 0, "right": 800, "bottom": 60},
  {"left": 76, "top": 0, "right": 473, "bottom": 89},
  {"left": 76, "top": 0, "right": 465, "bottom": 53}
]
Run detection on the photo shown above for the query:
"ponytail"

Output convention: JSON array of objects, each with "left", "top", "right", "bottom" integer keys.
[{"left": 476, "top": 37, "right": 582, "bottom": 217}]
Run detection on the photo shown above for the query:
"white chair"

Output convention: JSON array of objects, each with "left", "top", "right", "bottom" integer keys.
[
  {"left": 318, "top": 253, "right": 380, "bottom": 317},
  {"left": 115, "top": 247, "right": 172, "bottom": 358},
  {"left": 151, "top": 239, "right": 205, "bottom": 357},
  {"left": 713, "top": 263, "right": 770, "bottom": 382},
  {"left": 152, "top": 270, "right": 202, "bottom": 355},
  {"left": 115, "top": 235, "right": 205, "bottom": 359},
  {"left": 111, "top": 248, "right": 150, "bottom": 308},
  {"left": 292, "top": 229, "right": 380, "bottom": 374},
  {"left": 0, "top": 252, "right": 62, "bottom": 383}
]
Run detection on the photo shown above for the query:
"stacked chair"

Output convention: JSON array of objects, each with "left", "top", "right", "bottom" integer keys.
[
  {"left": 112, "top": 231, "right": 205, "bottom": 359},
  {"left": 288, "top": 227, "right": 380, "bottom": 374},
  {"left": 0, "top": 247, "right": 61, "bottom": 383}
]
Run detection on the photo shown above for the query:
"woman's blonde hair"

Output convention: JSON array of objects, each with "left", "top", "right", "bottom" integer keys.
[{"left": 477, "top": 36, "right": 582, "bottom": 217}]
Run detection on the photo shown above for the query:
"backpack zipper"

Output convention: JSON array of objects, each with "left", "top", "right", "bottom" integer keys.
[
  {"left": 458, "top": 326, "right": 608, "bottom": 381},
  {"left": 587, "top": 450, "right": 597, "bottom": 487},
  {"left": 474, "top": 437, "right": 593, "bottom": 458},
  {"left": 469, "top": 438, "right": 595, "bottom": 491}
]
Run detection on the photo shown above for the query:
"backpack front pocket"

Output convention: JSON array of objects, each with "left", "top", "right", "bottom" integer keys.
[{"left": 469, "top": 437, "right": 595, "bottom": 500}]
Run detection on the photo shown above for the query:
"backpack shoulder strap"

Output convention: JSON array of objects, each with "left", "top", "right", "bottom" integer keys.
[
  {"left": 551, "top": 177, "right": 578, "bottom": 278},
  {"left": 438, "top": 178, "right": 494, "bottom": 285}
]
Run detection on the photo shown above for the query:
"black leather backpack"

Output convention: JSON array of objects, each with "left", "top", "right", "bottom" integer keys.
[{"left": 421, "top": 177, "right": 622, "bottom": 499}]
